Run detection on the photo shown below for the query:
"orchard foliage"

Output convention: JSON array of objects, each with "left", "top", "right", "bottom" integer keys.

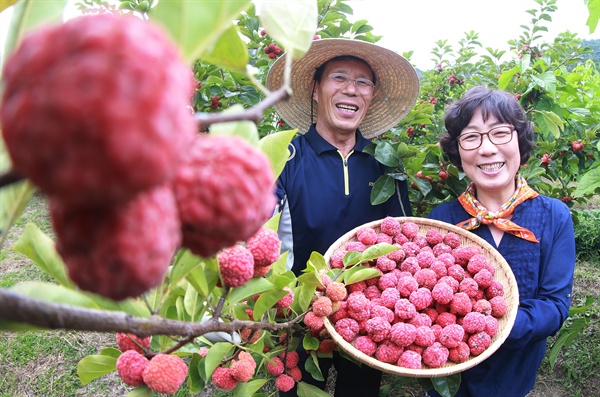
[
  {"left": 369, "top": 0, "right": 600, "bottom": 220},
  {"left": 0, "top": 0, "right": 598, "bottom": 397}
]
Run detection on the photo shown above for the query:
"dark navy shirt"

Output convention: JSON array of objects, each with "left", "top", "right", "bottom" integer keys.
[{"left": 276, "top": 125, "right": 412, "bottom": 276}]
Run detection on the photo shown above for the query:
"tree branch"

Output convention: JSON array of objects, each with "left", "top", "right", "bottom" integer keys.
[
  {"left": 0, "top": 169, "right": 24, "bottom": 189},
  {"left": 0, "top": 289, "right": 303, "bottom": 338},
  {"left": 195, "top": 86, "right": 291, "bottom": 128}
]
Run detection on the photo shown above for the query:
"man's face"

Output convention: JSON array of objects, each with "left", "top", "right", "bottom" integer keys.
[{"left": 313, "top": 58, "right": 375, "bottom": 137}]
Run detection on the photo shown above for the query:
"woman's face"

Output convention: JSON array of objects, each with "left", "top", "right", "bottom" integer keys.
[{"left": 458, "top": 107, "right": 521, "bottom": 202}]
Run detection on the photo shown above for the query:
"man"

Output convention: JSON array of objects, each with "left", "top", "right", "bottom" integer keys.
[{"left": 266, "top": 38, "right": 420, "bottom": 397}]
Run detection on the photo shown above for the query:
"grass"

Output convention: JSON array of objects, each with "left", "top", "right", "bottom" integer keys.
[{"left": 0, "top": 194, "right": 598, "bottom": 397}]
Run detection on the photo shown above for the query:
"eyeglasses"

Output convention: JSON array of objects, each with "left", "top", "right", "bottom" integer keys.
[
  {"left": 458, "top": 126, "right": 515, "bottom": 150},
  {"left": 327, "top": 72, "right": 375, "bottom": 93}
]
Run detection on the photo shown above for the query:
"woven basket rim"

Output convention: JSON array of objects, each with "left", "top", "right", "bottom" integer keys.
[{"left": 322, "top": 217, "right": 519, "bottom": 378}]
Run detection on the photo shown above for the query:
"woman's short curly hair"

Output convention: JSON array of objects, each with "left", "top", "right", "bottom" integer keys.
[{"left": 440, "top": 86, "right": 534, "bottom": 171}]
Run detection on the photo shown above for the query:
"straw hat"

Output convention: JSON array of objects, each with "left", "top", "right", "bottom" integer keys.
[{"left": 266, "top": 38, "right": 420, "bottom": 139}]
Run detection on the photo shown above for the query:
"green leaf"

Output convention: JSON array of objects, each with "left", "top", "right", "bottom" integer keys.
[
  {"left": 125, "top": 386, "right": 151, "bottom": 397},
  {"left": 184, "top": 284, "right": 203, "bottom": 320},
  {"left": 370, "top": 175, "right": 396, "bottom": 205},
  {"left": 298, "top": 381, "right": 331, "bottom": 397},
  {"left": 184, "top": 265, "right": 209, "bottom": 298},
  {"left": 411, "top": 176, "right": 432, "bottom": 196},
  {"left": 77, "top": 354, "right": 117, "bottom": 385},
  {"left": 99, "top": 347, "right": 122, "bottom": 359},
  {"left": 396, "top": 142, "right": 418, "bottom": 159},
  {"left": 188, "top": 354, "right": 205, "bottom": 392},
  {"left": 0, "top": 180, "right": 35, "bottom": 249},
  {"left": 373, "top": 141, "right": 401, "bottom": 167},
  {"left": 234, "top": 378, "right": 268, "bottom": 397},
  {"left": 198, "top": 23, "right": 248, "bottom": 72},
  {"left": 12, "top": 223, "right": 72, "bottom": 287},
  {"left": 149, "top": 0, "right": 251, "bottom": 64},
  {"left": 518, "top": 53, "right": 531, "bottom": 73},
  {"left": 170, "top": 249, "right": 203, "bottom": 287},
  {"left": 574, "top": 166, "right": 600, "bottom": 196},
  {"left": 531, "top": 71, "right": 557, "bottom": 95},
  {"left": 209, "top": 105, "right": 260, "bottom": 146},
  {"left": 303, "top": 352, "right": 324, "bottom": 382},
  {"left": 259, "top": 129, "right": 297, "bottom": 180},
  {"left": 586, "top": 0, "right": 599, "bottom": 34},
  {"left": 259, "top": 0, "right": 317, "bottom": 60},
  {"left": 431, "top": 374, "right": 461, "bottom": 397},
  {"left": 343, "top": 251, "right": 362, "bottom": 267},
  {"left": 254, "top": 289, "right": 288, "bottom": 320},
  {"left": 548, "top": 317, "right": 589, "bottom": 371},
  {"left": 533, "top": 110, "right": 563, "bottom": 140},
  {"left": 270, "top": 272, "right": 296, "bottom": 289},
  {"left": 95, "top": 296, "right": 151, "bottom": 318},
  {"left": 227, "top": 277, "right": 274, "bottom": 304},
  {"left": 264, "top": 211, "right": 282, "bottom": 232},
  {"left": 203, "top": 342, "right": 234, "bottom": 379},
  {"left": 568, "top": 296, "right": 595, "bottom": 315},
  {"left": 360, "top": 243, "right": 398, "bottom": 262},
  {"left": 271, "top": 251, "right": 289, "bottom": 276},
  {"left": 186, "top": 262, "right": 220, "bottom": 298},
  {"left": 498, "top": 66, "right": 519, "bottom": 90},
  {"left": 343, "top": 266, "right": 381, "bottom": 285},
  {"left": 306, "top": 251, "right": 328, "bottom": 272},
  {"left": 302, "top": 333, "right": 320, "bottom": 351},
  {"left": 2, "top": 0, "right": 69, "bottom": 66},
  {"left": 295, "top": 283, "right": 317, "bottom": 312}
]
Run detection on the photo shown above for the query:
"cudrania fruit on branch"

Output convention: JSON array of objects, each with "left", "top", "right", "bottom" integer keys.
[
  {"left": 50, "top": 185, "right": 181, "bottom": 300},
  {"left": 172, "top": 134, "right": 276, "bottom": 258},
  {"left": 0, "top": 14, "right": 195, "bottom": 206}
]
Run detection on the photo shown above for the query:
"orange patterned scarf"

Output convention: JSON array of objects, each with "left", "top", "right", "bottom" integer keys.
[{"left": 457, "top": 174, "right": 540, "bottom": 243}]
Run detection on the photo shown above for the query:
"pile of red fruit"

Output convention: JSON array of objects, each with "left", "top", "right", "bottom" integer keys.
[{"left": 305, "top": 217, "right": 511, "bottom": 370}]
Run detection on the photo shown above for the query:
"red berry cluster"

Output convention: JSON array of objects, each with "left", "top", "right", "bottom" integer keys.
[
  {"left": 319, "top": 218, "right": 509, "bottom": 370},
  {"left": 571, "top": 141, "right": 584, "bottom": 152},
  {"left": 115, "top": 334, "right": 188, "bottom": 394},
  {"left": 263, "top": 43, "right": 283, "bottom": 59},
  {"left": 1, "top": 14, "right": 277, "bottom": 301},
  {"left": 216, "top": 226, "right": 282, "bottom": 288},
  {"left": 212, "top": 351, "right": 257, "bottom": 390},
  {"left": 541, "top": 153, "right": 552, "bottom": 167},
  {"left": 519, "top": 44, "right": 543, "bottom": 59},
  {"left": 264, "top": 350, "right": 302, "bottom": 392},
  {"left": 448, "top": 74, "right": 464, "bottom": 86},
  {"left": 210, "top": 95, "right": 222, "bottom": 109}
]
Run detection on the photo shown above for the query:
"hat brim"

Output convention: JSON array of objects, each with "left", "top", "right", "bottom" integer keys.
[{"left": 266, "top": 38, "right": 420, "bottom": 139}]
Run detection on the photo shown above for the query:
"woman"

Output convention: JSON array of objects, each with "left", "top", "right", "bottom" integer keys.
[{"left": 428, "top": 86, "right": 575, "bottom": 396}]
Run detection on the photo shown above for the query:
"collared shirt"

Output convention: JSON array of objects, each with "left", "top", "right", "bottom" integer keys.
[{"left": 276, "top": 125, "right": 412, "bottom": 275}]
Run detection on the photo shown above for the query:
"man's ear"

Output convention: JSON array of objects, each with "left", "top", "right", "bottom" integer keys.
[{"left": 311, "top": 81, "right": 318, "bottom": 103}]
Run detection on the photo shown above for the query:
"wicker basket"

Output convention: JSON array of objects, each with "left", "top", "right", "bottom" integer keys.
[{"left": 322, "top": 217, "right": 519, "bottom": 378}]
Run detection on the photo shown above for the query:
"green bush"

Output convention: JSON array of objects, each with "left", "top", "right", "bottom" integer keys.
[{"left": 573, "top": 209, "right": 600, "bottom": 260}]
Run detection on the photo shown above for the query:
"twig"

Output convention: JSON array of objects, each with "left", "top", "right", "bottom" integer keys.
[
  {"left": 0, "top": 288, "right": 304, "bottom": 338},
  {"left": 163, "top": 335, "right": 197, "bottom": 355},
  {"left": 0, "top": 169, "right": 24, "bottom": 189},
  {"left": 213, "top": 286, "right": 230, "bottom": 320},
  {"left": 195, "top": 86, "right": 291, "bottom": 128}
]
